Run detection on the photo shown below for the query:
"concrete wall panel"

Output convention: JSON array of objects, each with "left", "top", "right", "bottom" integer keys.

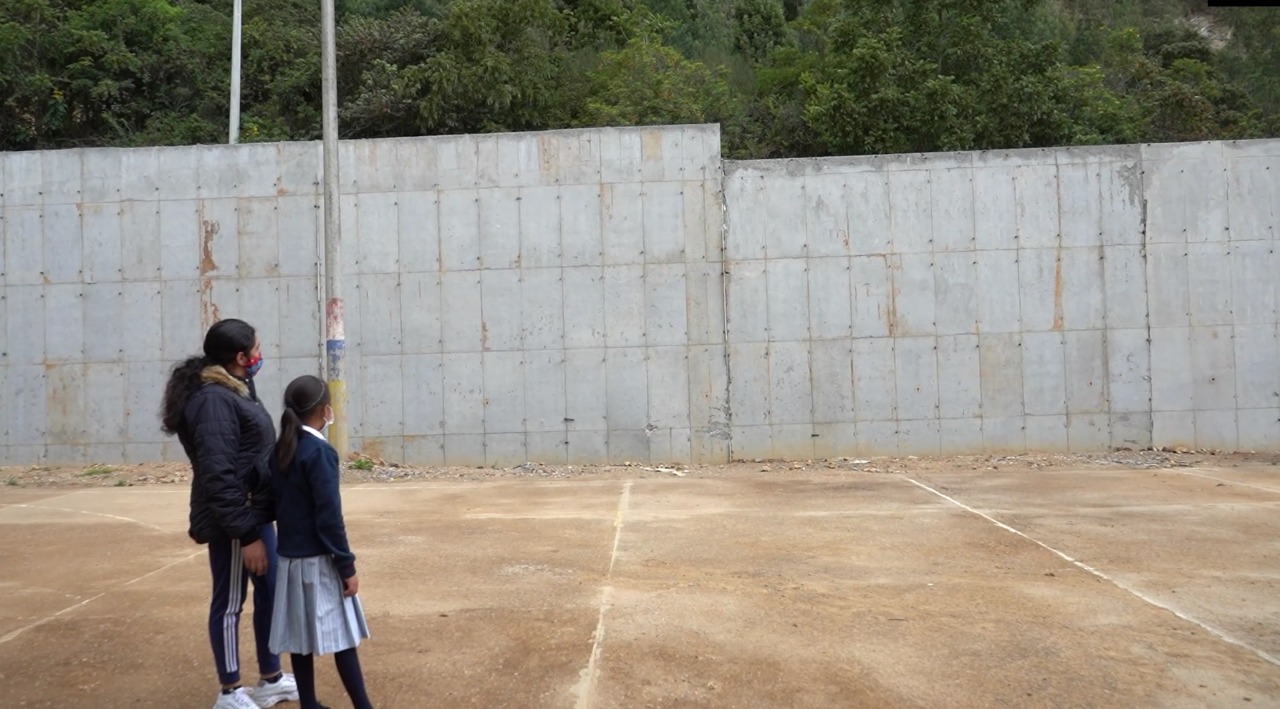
[
  {"left": 439, "top": 189, "right": 480, "bottom": 271},
  {"left": 277, "top": 196, "right": 319, "bottom": 278},
  {"left": 1014, "top": 164, "right": 1059, "bottom": 249},
  {"left": 1187, "top": 243, "right": 1233, "bottom": 326},
  {"left": 1103, "top": 245, "right": 1148, "bottom": 330},
  {"left": 648, "top": 346, "right": 690, "bottom": 429},
  {"left": 602, "top": 182, "right": 644, "bottom": 265},
  {"left": 524, "top": 349, "right": 566, "bottom": 432},
  {"left": 356, "top": 192, "right": 399, "bottom": 274},
  {"left": 803, "top": 176, "right": 848, "bottom": 259},
  {"left": 888, "top": 170, "right": 932, "bottom": 253},
  {"left": 934, "top": 251, "right": 978, "bottom": 336},
  {"left": 894, "top": 335, "right": 939, "bottom": 421},
  {"left": 975, "top": 250, "right": 1021, "bottom": 333},
  {"left": 483, "top": 351, "right": 525, "bottom": 433},
  {"left": 604, "top": 264, "right": 646, "bottom": 348},
  {"left": 1231, "top": 240, "right": 1277, "bottom": 325},
  {"left": 852, "top": 337, "right": 896, "bottom": 421},
  {"left": 807, "top": 257, "right": 852, "bottom": 340},
  {"left": 44, "top": 284, "right": 83, "bottom": 363},
  {"left": 399, "top": 271, "right": 442, "bottom": 355},
  {"left": 891, "top": 253, "right": 936, "bottom": 337},
  {"left": 1150, "top": 327, "right": 1194, "bottom": 412},
  {"left": 849, "top": 172, "right": 890, "bottom": 254},
  {"left": 930, "top": 168, "right": 975, "bottom": 252},
  {"left": 355, "top": 274, "right": 399, "bottom": 355},
  {"left": 973, "top": 167, "right": 1017, "bottom": 251},
  {"left": 1018, "top": 248, "right": 1058, "bottom": 332},
  {"left": 980, "top": 333, "right": 1024, "bottom": 419},
  {"left": 43, "top": 203, "right": 82, "bottom": 283},
  {"left": 763, "top": 175, "right": 806, "bottom": 259},
  {"left": 480, "top": 269, "right": 522, "bottom": 352},
  {"left": 521, "top": 268, "right": 564, "bottom": 351},
  {"left": 810, "top": 339, "right": 853, "bottom": 423},
  {"left": 403, "top": 354, "right": 445, "bottom": 437},
  {"left": 728, "top": 342, "right": 770, "bottom": 425},
  {"left": 161, "top": 280, "right": 202, "bottom": 363},
  {"left": 441, "top": 271, "right": 482, "bottom": 353},
  {"left": 562, "top": 185, "right": 603, "bottom": 267},
  {"left": 643, "top": 181, "right": 685, "bottom": 263},
  {"left": 766, "top": 259, "right": 810, "bottom": 343},
  {"left": 850, "top": 255, "right": 894, "bottom": 337},
  {"left": 83, "top": 282, "right": 123, "bottom": 362},
  {"left": 726, "top": 261, "right": 767, "bottom": 343},
  {"left": 1234, "top": 326, "right": 1279, "bottom": 410},
  {"left": 768, "top": 341, "right": 812, "bottom": 425},
  {"left": 442, "top": 353, "right": 484, "bottom": 435},
  {"left": 1190, "top": 325, "right": 1237, "bottom": 411},
  {"left": 645, "top": 263, "right": 688, "bottom": 347},
  {"left": 398, "top": 192, "right": 440, "bottom": 273},
  {"left": 80, "top": 149, "right": 120, "bottom": 204},
  {"left": 521, "top": 186, "right": 563, "bottom": 268},
  {"left": 563, "top": 266, "right": 605, "bottom": 349},
  {"left": 82, "top": 203, "right": 122, "bottom": 284},
  {"left": 606, "top": 347, "right": 648, "bottom": 430},
  {"left": 6, "top": 208, "right": 44, "bottom": 285},
  {"left": 565, "top": 348, "right": 607, "bottom": 430},
  {"left": 938, "top": 334, "right": 981, "bottom": 419}
]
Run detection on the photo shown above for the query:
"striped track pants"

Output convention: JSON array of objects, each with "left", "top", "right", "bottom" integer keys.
[{"left": 207, "top": 524, "right": 281, "bottom": 686}]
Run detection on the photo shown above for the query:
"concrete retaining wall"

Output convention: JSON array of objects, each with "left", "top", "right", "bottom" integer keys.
[
  {"left": 723, "top": 140, "right": 1279, "bottom": 457},
  {"left": 1, "top": 128, "right": 1276, "bottom": 465}
]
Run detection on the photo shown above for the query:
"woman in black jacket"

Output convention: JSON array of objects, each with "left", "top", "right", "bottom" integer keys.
[{"left": 162, "top": 318, "right": 299, "bottom": 709}]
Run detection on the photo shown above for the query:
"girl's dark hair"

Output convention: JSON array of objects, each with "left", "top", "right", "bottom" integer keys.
[
  {"left": 161, "top": 319, "right": 257, "bottom": 435},
  {"left": 276, "top": 375, "right": 331, "bottom": 470}
]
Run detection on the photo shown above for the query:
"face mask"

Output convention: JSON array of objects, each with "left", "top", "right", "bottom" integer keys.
[
  {"left": 323, "top": 405, "right": 334, "bottom": 431},
  {"left": 245, "top": 353, "right": 264, "bottom": 379}
]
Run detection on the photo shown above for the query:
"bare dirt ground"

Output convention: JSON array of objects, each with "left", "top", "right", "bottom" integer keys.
[
  {"left": 2, "top": 451, "right": 1279, "bottom": 708},
  {"left": 4, "top": 449, "right": 1277, "bottom": 488}
]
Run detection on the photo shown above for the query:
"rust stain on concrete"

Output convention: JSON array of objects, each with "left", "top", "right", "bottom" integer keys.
[
  {"left": 536, "top": 134, "right": 560, "bottom": 181},
  {"left": 641, "top": 130, "right": 664, "bottom": 162},
  {"left": 199, "top": 203, "right": 221, "bottom": 330},
  {"left": 1052, "top": 249, "right": 1064, "bottom": 331}
]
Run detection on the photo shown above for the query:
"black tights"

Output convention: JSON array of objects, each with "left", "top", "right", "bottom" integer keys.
[{"left": 291, "top": 650, "right": 373, "bottom": 709}]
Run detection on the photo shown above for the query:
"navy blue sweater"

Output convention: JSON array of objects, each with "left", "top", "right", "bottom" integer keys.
[{"left": 270, "top": 429, "right": 357, "bottom": 578}]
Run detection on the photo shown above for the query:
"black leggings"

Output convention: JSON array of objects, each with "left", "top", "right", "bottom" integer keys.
[{"left": 291, "top": 649, "right": 373, "bottom": 709}]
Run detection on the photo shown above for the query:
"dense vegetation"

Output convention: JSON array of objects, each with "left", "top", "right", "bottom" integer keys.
[{"left": 2, "top": 0, "right": 1277, "bottom": 157}]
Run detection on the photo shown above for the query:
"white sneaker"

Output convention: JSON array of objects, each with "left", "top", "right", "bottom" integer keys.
[
  {"left": 213, "top": 687, "right": 261, "bottom": 709},
  {"left": 251, "top": 672, "right": 299, "bottom": 708}
]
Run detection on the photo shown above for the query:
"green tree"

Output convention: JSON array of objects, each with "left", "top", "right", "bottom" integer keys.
[{"left": 580, "top": 36, "right": 737, "bottom": 127}]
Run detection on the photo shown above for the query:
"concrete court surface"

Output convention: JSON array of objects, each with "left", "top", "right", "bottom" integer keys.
[{"left": 1, "top": 464, "right": 1278, "bottom": 708}]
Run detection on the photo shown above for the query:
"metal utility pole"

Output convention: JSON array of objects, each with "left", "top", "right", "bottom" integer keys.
[
  {"left": 321, "top": 0, "right": 347, "bottom": 455},
  {"left": 229, "top": 0, "right": 242, "bottom": 143}
]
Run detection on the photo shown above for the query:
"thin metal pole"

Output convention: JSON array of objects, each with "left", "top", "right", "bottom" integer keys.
[
  {"left": 229, "top": 0, "right": 242, "bottom": 144},
  {"left": 321, "top": 0, "right": 347, "bottom": 456}
]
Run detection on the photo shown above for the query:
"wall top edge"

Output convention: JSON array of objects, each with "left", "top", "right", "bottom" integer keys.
[
  {"left": 0, "top": 124, "right": 723, "bottom": 160},
  {"left": 724, "top": 138, "right": 1280, "bottom": 178}
]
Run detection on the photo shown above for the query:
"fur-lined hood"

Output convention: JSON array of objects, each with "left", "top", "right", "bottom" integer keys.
[{"left": 200, "top": 365, "right": 250, "bottom": 398}]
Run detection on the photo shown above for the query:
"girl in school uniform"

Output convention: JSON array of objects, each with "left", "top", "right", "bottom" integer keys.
[{"left": 269, "top": 375, "right": 375, "bottom": 709}]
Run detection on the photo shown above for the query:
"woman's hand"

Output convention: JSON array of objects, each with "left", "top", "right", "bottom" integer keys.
[
  {"left": 242, "top": 540, "right": 268, "bottom": 576},
  {"left": 343, "top": 574, "right": 359, "bottom": 597}
]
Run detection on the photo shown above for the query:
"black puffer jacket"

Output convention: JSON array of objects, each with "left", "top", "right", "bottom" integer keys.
[{"left": 177, "top": 366, "right": 277, "bottom": 544}]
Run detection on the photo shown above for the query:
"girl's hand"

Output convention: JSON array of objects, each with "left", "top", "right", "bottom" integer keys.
[{"left": 343, "top": 574, "right": 359, "bottom": 597}]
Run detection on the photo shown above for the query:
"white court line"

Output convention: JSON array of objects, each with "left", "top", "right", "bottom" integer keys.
[
  {"left": 0, "top": 503, "right": 165, "bottom": 532},
  {"left": 898, "top": 474, "right": 1280, "bottom": 669},
  {"left": 1163, "top": 469, "right": 1280, "bottom": 495},
  {"left": 0, "top": 549, "right": 204, "bottom": 645},
  {"left": 571, "top": 480, "right": 633, "bottom": 709}
]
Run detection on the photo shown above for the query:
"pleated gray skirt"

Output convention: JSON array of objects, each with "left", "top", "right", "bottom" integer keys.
[{"left": 269, "top": 555, "right": 370, "bottom": 656}]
